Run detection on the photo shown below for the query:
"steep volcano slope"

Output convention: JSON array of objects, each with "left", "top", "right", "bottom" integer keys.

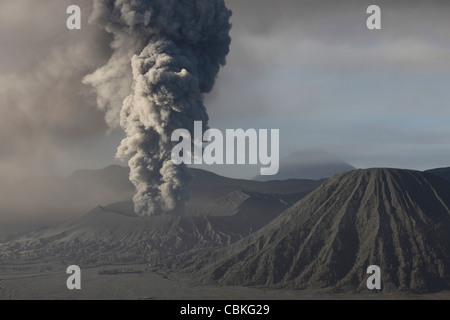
[
  {"left": 173, "top": 169, "right": 450, "bottom": 293},
  {"left": 426, "top": 167, "right": 450, "bottom": 183}
]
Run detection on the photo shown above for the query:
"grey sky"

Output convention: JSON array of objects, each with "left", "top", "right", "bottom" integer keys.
[
  {"left": 1, "top": 0, "right": 450, "bottom": 181},
  {"left": 204, "top": 0, "right": 450, "bottom": 176}
]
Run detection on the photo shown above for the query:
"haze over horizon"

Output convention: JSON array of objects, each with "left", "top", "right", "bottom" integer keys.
[{"left": 1, "top": 1, "right": 450, "bottom": 178}]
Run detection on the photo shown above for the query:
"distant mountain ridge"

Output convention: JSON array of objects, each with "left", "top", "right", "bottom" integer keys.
[
  {"left": 70, "top": 165, "right": 324, "bottom": 202},
  {"left": 0, "top": 166, "right": 323, "bottom": 266},
  {"left": 255, "top": 149, "right": 355, "bottom": 181},
  {"left": 425, "top": 167, "right": 450, "bottom": 183}
]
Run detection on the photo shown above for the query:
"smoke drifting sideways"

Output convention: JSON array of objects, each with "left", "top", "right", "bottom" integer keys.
[{"left": 84, "top": 0, "right": 232, "bottom": 216}]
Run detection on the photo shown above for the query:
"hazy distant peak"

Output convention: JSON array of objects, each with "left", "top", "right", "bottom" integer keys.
[
  {"left": 256, "top": 149, "right": 355, "bottom": 181},
  {"left": 69, "top": 164, "right": 128, "bottom": 179}
]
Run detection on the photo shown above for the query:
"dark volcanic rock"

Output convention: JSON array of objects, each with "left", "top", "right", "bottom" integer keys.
[
  {"left": 425, "top": 167, "right": 450, "bottom": 183},
  {"left": 173, "top": 168, "right": 450, "bottom": 293}
]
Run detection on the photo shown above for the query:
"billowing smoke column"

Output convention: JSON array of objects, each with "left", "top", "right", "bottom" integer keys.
[{"left": 84, "top": 0, "right": 232, "bottom": 216}]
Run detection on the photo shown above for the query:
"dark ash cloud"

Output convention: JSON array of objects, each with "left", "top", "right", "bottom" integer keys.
[{"left": 85, "top": 0, "right": 232, "bottom": 216}]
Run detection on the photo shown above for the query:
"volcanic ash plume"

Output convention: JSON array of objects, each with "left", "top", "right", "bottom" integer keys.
[{"left": 84, "top": 0, "right": 232, "bottom": 216}]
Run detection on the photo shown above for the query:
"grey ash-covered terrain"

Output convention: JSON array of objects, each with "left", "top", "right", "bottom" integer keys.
[
  {"left": 1, "top": 166, "right": 450, "bottom": 297},
  {"left": 0, "top": 166, "right": 322, "bottom": 268},
  {"left": 160, "top": 168, "right": 450, "bottom": 293}
]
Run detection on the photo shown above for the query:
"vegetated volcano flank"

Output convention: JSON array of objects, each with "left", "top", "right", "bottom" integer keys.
[{"left": 175, "top": 168, "right": 450, "bottom": 293}]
